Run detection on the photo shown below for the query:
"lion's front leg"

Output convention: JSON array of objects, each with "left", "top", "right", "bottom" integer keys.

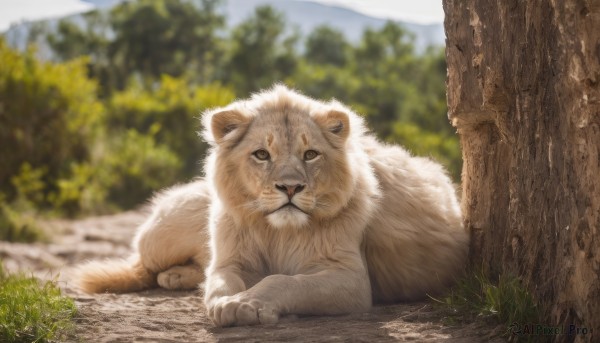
[
  {"left": 204, "top": 267, "right": 278, "bottom": 327},
  {"left": 204, "top": 268, "right": 248, "bottom": 324},
  {"left": 206, "top": 269, "right": 372, "bottom": 327}
]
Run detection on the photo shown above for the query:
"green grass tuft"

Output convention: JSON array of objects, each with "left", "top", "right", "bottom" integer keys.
[
  {"left": 432, "top": 270, "right": 540, "bottom": 335},
  {"left": 0, "top": 263, "right": 77, "bottom": 343}
]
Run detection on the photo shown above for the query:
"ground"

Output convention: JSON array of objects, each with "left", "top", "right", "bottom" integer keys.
[{"left": 0, "top": 211, "right": 506, "bottom": 342}]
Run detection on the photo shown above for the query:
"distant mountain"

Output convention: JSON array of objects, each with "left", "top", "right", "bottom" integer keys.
[
  {"left": 3, "top": 0, "right": 445, "bottom": 54},
  {"left": 223, "top": 0, "right": 444, "bottom": 51},
  {"left": 81, "top": 0, "right": 122, "bottom": 7}
]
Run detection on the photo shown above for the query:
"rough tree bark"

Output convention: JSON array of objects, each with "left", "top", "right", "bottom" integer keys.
[{"left": 443, "top": 0, "right": 599, "bottom": 340}]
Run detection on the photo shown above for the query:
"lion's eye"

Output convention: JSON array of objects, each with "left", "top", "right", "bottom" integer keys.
[
  {"left": 304, "top": 150, "right": 319, "bottom": 161},
  {"left": 253, "top": 149, "right": 270, "bottom": 161}
]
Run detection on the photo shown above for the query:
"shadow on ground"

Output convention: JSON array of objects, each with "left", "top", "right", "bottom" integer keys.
[{"left": 0, "top": 211, "right": 505, "bottom": 342}]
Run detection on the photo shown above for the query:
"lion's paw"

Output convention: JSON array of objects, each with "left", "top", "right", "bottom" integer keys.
[
  {"left": 157, "top": 265, "right": 202, "bottom": 290},
  {"left": 209, "top": 294, "right": 279, "bottom": 327}
]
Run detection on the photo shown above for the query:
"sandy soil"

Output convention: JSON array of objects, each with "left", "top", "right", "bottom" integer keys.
[{"left": 0, "top": 211, "right": 506, "bottom": 342}]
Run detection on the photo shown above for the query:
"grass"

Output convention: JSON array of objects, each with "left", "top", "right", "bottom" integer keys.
[
  {"left": 0, "top": 263, "right": 77, "bottom": 342},
  {"left": 432, "top": 269, "right": 541, "bottom": 337}
]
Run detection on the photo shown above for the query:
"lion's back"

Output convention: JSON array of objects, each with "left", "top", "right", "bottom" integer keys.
[{"left": 361, "top": 137, "right": 468, "bottom": 302}]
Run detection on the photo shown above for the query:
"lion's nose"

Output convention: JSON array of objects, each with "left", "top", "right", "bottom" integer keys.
[{"left": 275, "top": 183, "right": 305, "bottom": 199}]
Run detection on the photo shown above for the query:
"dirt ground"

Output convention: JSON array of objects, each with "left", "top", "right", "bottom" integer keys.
[{"left": 0, "top": 211, "right": 506, "bottom": 342}]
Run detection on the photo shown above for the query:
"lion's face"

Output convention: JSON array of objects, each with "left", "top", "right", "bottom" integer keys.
[{"left": 204, "top": 87, "right": 358, "bottom": 229}]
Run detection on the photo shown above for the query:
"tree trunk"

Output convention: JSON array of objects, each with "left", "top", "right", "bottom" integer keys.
[{"left": 443, "top": 0, "right": 599, "bottom": 340}]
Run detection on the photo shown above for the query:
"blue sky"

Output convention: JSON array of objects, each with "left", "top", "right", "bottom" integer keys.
[{"left": 0, "top": 0, "right": 444, "bottom": 32}]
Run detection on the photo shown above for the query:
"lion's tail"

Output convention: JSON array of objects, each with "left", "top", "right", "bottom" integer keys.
[{"left": 74, "top": 255, "right": 156, "bottom": 294}]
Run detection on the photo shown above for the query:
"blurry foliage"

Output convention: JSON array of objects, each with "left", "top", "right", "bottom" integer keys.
[
  {"left": 290, "top": 24, "right": 460, "bottom": 178},
  {"left": 305, "top": 26, "right": 350, "bottom": 67},
  {"left": 0, "top": 39, "right": 103, "bottom": 208},
  {"left": 0, "top": 200, "right": 46, "bottom": 243},
  {"left": 108, "top": 0, "right": 224, "bottom": 86},
  {"left": 47, "top": 11, "right": 110, "bottom": 62},
  {"left": 0, "top": 0, "right": 462, "bottom": 226},
  {"left": 47, "top": 0, "right": 224, "bottom": 94},
  {"left": 226, "top": 5, "right": 300, "bottom": 95},
  {"left": 0, "top": 36, "right": 232, "bottom": 221},
  {"left": 107, "top": 76, "right": 235, "bottom": 178},
  {"left": 100, "top": 129, "right": 182, "bottom": 210}
]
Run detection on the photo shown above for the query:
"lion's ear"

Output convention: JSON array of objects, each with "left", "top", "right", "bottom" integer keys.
[
  {"left": 314, "top": 110, "right": 350, "bottom": 142},
  {"left": 205, "top": 109, "right": 250, "bottom": 145}
]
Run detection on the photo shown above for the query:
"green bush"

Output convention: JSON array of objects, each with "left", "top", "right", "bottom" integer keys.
[
  {"left": 101, "top": 129, "right": 182, "bottom": 209},
  {"left": 0, "top": 164, "right": 47, "bottom": 242},
  {"left": 0, "top": 264, "right": 77, "bottom": 342},
  {"left": 0, "top": 39, "right": 236, "bottom": 214},
  {"left": 6, "top": 7, "right": 462, "bottom": 216},
  {"left": 9, "top": 163, "right": 47, "bottom": 210},
  {"left": 0, "top": 200, "right": 45, "bottom": 243},
  {"left": 42, "top": 127, "right": 184, "bottom": 213},
  {"left": 108, "top": 76, "right": 235, "bottom": 179},
  {"left": 0, "top": 38, "right": 104, "bottom": 209}
]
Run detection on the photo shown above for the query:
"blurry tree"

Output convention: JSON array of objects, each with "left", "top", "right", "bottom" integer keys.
[
  {"left": 305, "top": 26, "right": 349, "bottom": 67},
  {"left": 291, "top": 22, "right": 461, "bottom": 179},
  {"left": 14, "top": 2, "right": 462, "bottom": 215},
  {"left": 93, "top": 129, "right": 182, "bottom": 210},
  {"left": 350, "top": 23, "right": 461, "bottom": 179},
  {"left": 46, "top": 11, "right": 115, "bottom": 95},
  {"left": 0, "top": 39, "right": 234, "bottom": 215},
  {"left": 47, "top": 11, "right": 110, "bottom": 62},
  {"left": 0, "top": 38, "right": 103, "bottom": 208},
  {"left": 406, "top": 47, "right": 449, "bottom": 131},
  {"left": 388, "top": 48, "right": 461, "bottom": 178},
  {"left": 287, "top": 63, "right": 358, "bottom": 103},
  {"left": 354, "top": 22, "right": 415, "bottom": 69},
  {"left": 25, "top": 22, "right": 50, "bottom": 49},
  {"left": 108, "top": 76, "right": 235, "bottom": 179},
  {"left": 109, "top": 0, "right": 224, "bottom": 88},
  {"left": 46, "top": 0, "right": 225, "bottom": 94},
  {"left": 351, "top": 22, "right": 418, "bottom": 136},
  {"left": 227, "top": 6, "right": 299, "bottom": 95}
]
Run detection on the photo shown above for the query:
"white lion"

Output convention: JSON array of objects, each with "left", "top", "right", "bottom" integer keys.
[{"left": 75, "top": 85, "right": 468, "bottom": 327}]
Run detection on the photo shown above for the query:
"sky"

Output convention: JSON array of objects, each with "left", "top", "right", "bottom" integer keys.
[
  {"left": 305, "top": 0, "right": 444, "bottom": 24},
  {"left": 0, "top": 0, "right": 444, "bottom": 32},
  {"left": 0, "top": 0, "right": 94, "bottom": 32}
]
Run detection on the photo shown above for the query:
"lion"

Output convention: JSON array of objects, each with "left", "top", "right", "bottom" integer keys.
[{"left": 75, "top": 85, "right": 469, "bottom": 327}]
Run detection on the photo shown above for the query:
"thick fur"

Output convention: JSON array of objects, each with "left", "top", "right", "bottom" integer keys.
[{"left": 74, "top": 86, "right": 468, "bottom": 327}]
